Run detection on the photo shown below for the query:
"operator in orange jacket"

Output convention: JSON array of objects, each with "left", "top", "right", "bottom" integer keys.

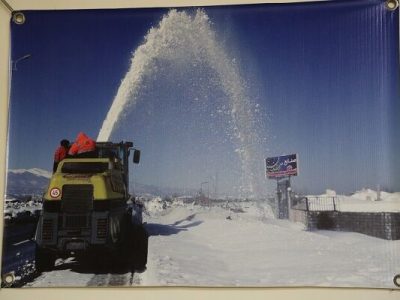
[
  {"left": 68, "top": 132, "right": 97, "bottom": 157},
  {"left": 53, "top": 139, "right": 70, "bottom": 173}
]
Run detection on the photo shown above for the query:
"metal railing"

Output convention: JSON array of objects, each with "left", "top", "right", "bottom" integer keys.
[{"left": 292, "top": 196, "right": 341, "bottom": 212}]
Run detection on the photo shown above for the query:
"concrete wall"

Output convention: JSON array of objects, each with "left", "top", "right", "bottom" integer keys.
[{"left": 289, "top": 207, "right": 400, "bottom": 240}]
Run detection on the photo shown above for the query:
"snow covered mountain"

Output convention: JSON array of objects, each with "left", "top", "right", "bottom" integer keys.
[
  {"left": 6, "top": 168, "right": 51, "bottom": 195},
  {"left": 9, "top": 168, "right": 51, "bottom": 178},
  {"left": 6, "top": 167, "right": 193, "bottom": 197}
]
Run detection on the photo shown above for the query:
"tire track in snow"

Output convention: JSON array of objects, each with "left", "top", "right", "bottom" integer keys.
[
  {"left": 86, "top": 271, "right": 141, "bottom": 286},
  {"left": 130, "top": 271, "right": 142, "bottom": 285},
  {"left": 86, "top": 274, "right": 109, "bottom": 286},
  {"left": 23, "top": 257, "right": 143, "bottom": 287},
  {"left": 108, "top": 273, "right": 128, "bottom": 286}
]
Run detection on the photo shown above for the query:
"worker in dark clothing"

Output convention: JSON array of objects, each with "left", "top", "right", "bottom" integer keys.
[{"left": 53, "top": 139, "right": 70, "bottom": 173}]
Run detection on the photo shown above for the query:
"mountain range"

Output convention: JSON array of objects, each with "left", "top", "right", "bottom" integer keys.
[
  {"left": 5, "top": 168, "right": 197, "bottom": 197},
  {"left": 6, "top": 168, "right": 51, "bottom": 195}
]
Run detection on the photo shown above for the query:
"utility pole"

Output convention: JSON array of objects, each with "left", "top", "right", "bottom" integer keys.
[
  {"left": 200, "top": 181, "right": 209, "bottom": 196},
  {"left": 215, "top": 171, "right": 218, "bottom": 200},
  {"left": 377, "top": 184, "right": 381, "bottom": 201}
]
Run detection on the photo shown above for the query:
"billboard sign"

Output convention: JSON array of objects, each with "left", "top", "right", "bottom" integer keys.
[{"left": 266, "top": 154, "right": 298, "bottom": 178}]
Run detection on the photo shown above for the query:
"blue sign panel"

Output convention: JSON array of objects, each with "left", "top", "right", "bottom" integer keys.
[{"left": 266, "top": 154, "right": 298, "bottom": 178}]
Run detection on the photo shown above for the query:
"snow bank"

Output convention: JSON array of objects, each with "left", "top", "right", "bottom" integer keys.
[
  {"left": 143, "top": 197, "right": 186, "bottom": 216},
  {"left": 306, "top": 189, "right": 400, "bottom": 212},
  {"left": 350, "top": 188, "right": 400, "bottom": 202},
  {"left": 3, "top": 200, "right": 42, "bottom": 221},
  {"left": 142, "top": 197, "right": 274, "bottom": 222}
]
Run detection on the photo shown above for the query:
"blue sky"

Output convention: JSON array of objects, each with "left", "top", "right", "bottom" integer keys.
[{"left": 7, "top": 0, "right": 399, "bottom": 195}]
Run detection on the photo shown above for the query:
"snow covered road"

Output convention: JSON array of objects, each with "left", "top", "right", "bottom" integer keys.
[
  {"left": 24, "top": 199, "right": 400, "bottom": 288},
  {"left": 26, "top": 257, "right": 143, "bottom": 287},
  {"left": 141, "top": 201, "right": 399, "bottom": 287}
]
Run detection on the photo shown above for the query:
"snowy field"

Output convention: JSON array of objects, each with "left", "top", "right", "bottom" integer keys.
[{"left": 25, "top": 197, "right": 400, "bottom": 288}]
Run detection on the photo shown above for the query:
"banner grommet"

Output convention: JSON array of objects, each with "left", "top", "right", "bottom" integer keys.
[
  {"left": 12, "top": 12, "right": 25, "bottom": 25},
  {"left": 386, "top": 0, "right": 399, "bottom": 10},
  {"left": 394, "top": 274, "right": 400, "bottom": 287}
]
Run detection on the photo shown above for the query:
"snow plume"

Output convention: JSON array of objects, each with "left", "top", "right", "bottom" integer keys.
[{"left": 97, "top": 9, "right": 265, "bottom": 198}]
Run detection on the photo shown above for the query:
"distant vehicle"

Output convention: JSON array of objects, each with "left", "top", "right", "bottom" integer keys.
[{"left": 34, "top": 141, "right": 147, "bottom": 272}]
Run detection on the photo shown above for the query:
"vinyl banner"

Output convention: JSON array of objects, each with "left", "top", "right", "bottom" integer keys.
[
  {"left": 266, "top": 154, "right": 298, "bottom": 178},
  {"left": 2, "top": 0, "right": 399, "bottom": 289}
]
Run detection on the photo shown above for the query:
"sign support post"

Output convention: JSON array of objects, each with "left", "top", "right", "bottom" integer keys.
[{"left": 266, "top": 154, "right": 298, "bottom": 219}]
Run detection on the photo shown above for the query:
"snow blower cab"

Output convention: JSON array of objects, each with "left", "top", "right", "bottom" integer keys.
[{"left": 34, "top": 141, "right": 147, "bottom": 272}]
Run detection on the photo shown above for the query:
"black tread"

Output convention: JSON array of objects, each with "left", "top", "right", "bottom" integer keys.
[{"left": 35, "top": 246, "right": 56, "bottom": 273}]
